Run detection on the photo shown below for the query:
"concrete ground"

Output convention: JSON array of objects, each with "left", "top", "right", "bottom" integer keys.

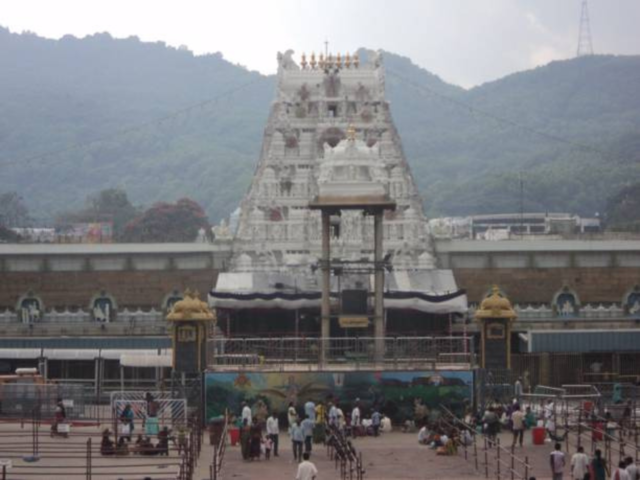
[
  {"left": 194, "top": 429, "right": 589, "bottom": 480},
  {"left": 0, "top": 422, "right": 588, "bottom": 479},
  {"left": 0, "top": 421, "right": 182, "bottom": 480}
]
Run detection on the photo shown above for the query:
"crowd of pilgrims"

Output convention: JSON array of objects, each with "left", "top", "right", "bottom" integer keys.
[
  {"left": 99, "top": 394, "right": 188, "bottom": 457},
  {"left": 234, "top": 398, "right": 392, "bottom": 462}
]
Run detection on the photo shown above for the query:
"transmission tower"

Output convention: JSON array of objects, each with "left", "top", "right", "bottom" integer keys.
[{"left": 577, "top": 0, "right": 594, "bottom": 56}]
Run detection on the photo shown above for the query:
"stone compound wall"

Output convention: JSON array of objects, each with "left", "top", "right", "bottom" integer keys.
[
  {"left": 0, "top": 244, "right": 230, "bottom": 310},
  {"left": 436, "top": 240, "right": 640, "bottom": 304},
  {"left": 0, "top": 269, "right": 218, "bottom": 310},
  {"left": 453, "top": 267, "right": 640, "bottom": 304}
]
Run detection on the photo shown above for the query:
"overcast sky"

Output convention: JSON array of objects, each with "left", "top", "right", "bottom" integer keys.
[{"left": 1, "top": 0, "right": 639, "bottom": 87}]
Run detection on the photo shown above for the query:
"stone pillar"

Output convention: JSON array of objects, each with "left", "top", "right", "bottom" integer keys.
[
  {"left": 373, "top": 212, "right": 385, "bottom": 361},
  {"left": 321, "top": 211, "right": 331, "bottom": 364}
]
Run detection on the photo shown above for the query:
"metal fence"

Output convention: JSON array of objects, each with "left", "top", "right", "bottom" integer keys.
[
  {"left": 0, "top": 383, "right": 95, "bottom": 421},
  {"left": 212, "top": 336, "right": 474, "bottom": 369}
]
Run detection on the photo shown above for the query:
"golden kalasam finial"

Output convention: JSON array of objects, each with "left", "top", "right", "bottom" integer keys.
[
  {"left": 347, "top": 124, "right": 356, "bottom": 141},
  {"left": 301, "top": 53, "right": 308, "bottom": 69},
  {"left": 353, "top": 52, "right": 360, "bottom": 68},
  {"left": 318, "top": 53, "right": 325, "bottom": 69},
  {"left": 310, "top": 52, "right": 317, "bottom": 69},
  {"left": 327, "top": 53, "right": 334, "bottom": 68},
  {"left": 336, "top": 52, "right": 342, "bottom": 68},
  {"left": 345, "top": 52, "right": 352, "bottom": 68}
]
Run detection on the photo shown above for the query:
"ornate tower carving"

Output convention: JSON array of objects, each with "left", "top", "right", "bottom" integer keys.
[{"left": 231, "top": 50, "right": 435, "bottom": 271}]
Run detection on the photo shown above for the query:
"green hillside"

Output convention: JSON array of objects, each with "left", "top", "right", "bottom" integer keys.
[{"left": 1, "top": 27, "right": 639, "bottom": 222}]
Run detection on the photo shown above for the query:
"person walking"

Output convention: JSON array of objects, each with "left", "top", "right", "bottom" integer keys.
[
  {"left": 328, "top": 402, "right": 338, "bottom": 427},
  {"left": 611, "top": 460, "right": 630, "bottom": 480},
  {"left": 550, "top": 443, "right": 566, "bottom": 480},
  {"left": 241, "top": 401, "right": 252, "bottom": 426},
  {"left": 296, "top": 452, "right": 318, "bottom": 480},
  {"left": 512, "top": 405, "right": 525, "bottom": 448},
  {"left": 571, "top": 445, "right": 589, "bottom": 480},
  {"left": 351, "top": 400, "right": 361, "bottom": 437},
  {"left": 301, "top": 415, "right": 314, "bottom": 454},
  {"left": 304, "top": 400, "right": 316, "bottom": 422},
  {"left": 288, "top": 402, "right": 298, "bottom": 435},
  {"left": 291, "top": 418, "right": 304, "bottom": 463},
  {"left": 625, "top": 456, "right": 638, "bottom": 480},
  {"left": 266, "top": 411, "right": 280, "bottom": 457},
  {"left": 591, "top": 449, "right": 609, "bottom": 480},
  {"left": 371, "top": 408, "right": 381, "bottom": 437}
]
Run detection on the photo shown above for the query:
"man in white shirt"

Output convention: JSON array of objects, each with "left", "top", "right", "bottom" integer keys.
[
  {"left": 266, "top": 411, "right": 280, "bottom": 457},
  {"left": 241, "top": 401, "right": 252, "bottom": 426},
  {"left": 511, "top": 406, "right": 525, "bottom": 448},
  {"left": 304, "top": 400, "right": 316, "bottom": 422},
  {"left": 625, "top": 456, "right": 639, "bottom": 480},
  {"left": 571, "top": 446, "right": 589, "bottom": 480},
  {"left": 351, "top": 401, "right": 361, "bottom": 437},
  {"left": 328, "top": 403, "right": 338, "bottom": 427},
  {"left": 418, "top": 425, "right": 429, "bottom": 444},
  {"left": 296, "top": 452, "right": 318, "bottom": 480},
  {"left": 550, "top": 443, "right": 565, "bottom": 480}
]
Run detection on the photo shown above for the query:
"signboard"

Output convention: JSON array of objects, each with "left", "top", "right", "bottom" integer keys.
[{"left": 339, "top": 316, "right": 369, "bottom": 328}]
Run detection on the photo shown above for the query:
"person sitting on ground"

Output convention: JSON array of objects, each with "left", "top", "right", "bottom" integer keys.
[
  {"left": 140, "top": 436, "right": 155, "bottom": 456},
  {"left": 402, "top": 418, "right": 416, "bottom": 433},
  {"left": 461, "top": 428, "right": 473, "bottom": 447},
  {"left": 116, "top": 436, "right": 130, "bottom": 456},
  {"left": 380, "top": 414, "right": 392, "bottom": 434},
  {"left": 418, "top": 424, "right": 430, "bottom": 445},
  {"left": 131, "top": 434, "right": 144, "bottom": 455},
  {"left": 100, "top": 429, "right": 115, "bottom": 456}
]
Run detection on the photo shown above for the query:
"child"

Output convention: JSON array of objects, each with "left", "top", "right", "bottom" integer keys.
[{"left": 264, "top": 436, "right": 273, "bottom": 460}]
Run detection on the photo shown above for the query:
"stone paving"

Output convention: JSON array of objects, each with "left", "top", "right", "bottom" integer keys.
[
  {"left": 0, "top": 422, "right": 182, "bottom": 480},
  {"left": 0, "top": 421, "right": 592, "bottom": 479},
  {"left": 194, "top": 429, "right": 588, "bottom": 480}
]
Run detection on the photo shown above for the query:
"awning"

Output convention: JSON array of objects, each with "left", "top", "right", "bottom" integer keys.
[
  {"left": 210, "top": 270, "right": 468, "bottom": 314},
  {"left": 43, "top": 349, "right": 100, "bottom": 360},
  {"left": 120, "top": 353, "right": 172, "bottom": 368},
  {"left": 0, "top": 348, "right": 42, "bottom": 359}
]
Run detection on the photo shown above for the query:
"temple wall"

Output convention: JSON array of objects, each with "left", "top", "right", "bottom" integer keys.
[
  {"left": 436, "top": 240, "right": 640, "bottom": 304},
  {"left": 0, "top": 244, "right": 231, "bottom": 309},
  {"left": 0, "top": 270, "right": 218, "bottom": 309},
  {"left": 2, "top": 240, "right": 639, "bottom": 309}
]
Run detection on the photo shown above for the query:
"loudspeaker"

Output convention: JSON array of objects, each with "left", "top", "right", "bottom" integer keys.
[{"left": 341, "top": 289, "right": 368, "bottom": 314}]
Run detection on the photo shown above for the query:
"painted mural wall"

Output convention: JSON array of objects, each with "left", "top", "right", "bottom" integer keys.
[{"left": 205, "top": 370, "right": 473, "bottom": 424}]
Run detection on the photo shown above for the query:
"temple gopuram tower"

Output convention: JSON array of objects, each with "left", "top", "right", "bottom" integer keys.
[{"left": 210, "top": 50, "right": 467, "bottom": 337}]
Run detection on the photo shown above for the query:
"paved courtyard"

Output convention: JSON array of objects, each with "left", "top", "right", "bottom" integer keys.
[
  {"left": 0, "top": 421, "right": 182, "bottom": 480},
  {"left": 193, "top": 429, "right": 570, "bottom": 480},
  {"left": 0, "top": 421, "right": 594, "bottom": 479}
]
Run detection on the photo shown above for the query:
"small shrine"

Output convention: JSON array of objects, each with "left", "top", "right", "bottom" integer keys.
[
  {"left": 166, "top": 289, "right": 215, "bottom": 373},
  {"left": 475, "top": 286, "right": 517, "bottom": 370}
]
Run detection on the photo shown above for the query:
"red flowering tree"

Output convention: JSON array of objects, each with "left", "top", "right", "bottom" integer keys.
[{"left": 121, "top": 198, "right": 209, "bottom": 242}]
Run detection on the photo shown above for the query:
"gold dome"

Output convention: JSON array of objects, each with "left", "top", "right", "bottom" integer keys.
[
  {"left": 167, "top": 289, "right": 215, "bottom": 322},
  {"left": 476, "top": 286, "right": 517, "bottom": 320}
]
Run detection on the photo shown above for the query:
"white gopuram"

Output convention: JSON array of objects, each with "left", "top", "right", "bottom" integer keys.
[{"left": 211, "top": 50, "right": 467, "bottom": 317}]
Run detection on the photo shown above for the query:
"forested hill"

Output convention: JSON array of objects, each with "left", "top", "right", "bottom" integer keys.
[{"left": 1, "top": 27, "right": 640, "bottom": 222}]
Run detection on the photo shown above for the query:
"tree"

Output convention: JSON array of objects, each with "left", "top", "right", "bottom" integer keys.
[
  {"left": 121, "top": 198, "right": 209, "bottom": 242},
  {"left": 0, "top": 192, "right": 30, "bottom": 228},
  {"left": 57, "top": 188, "right": 138, "bottom": 239},
  {"left": 604, "top": 182, "right": 640, "bottom": 232}
]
